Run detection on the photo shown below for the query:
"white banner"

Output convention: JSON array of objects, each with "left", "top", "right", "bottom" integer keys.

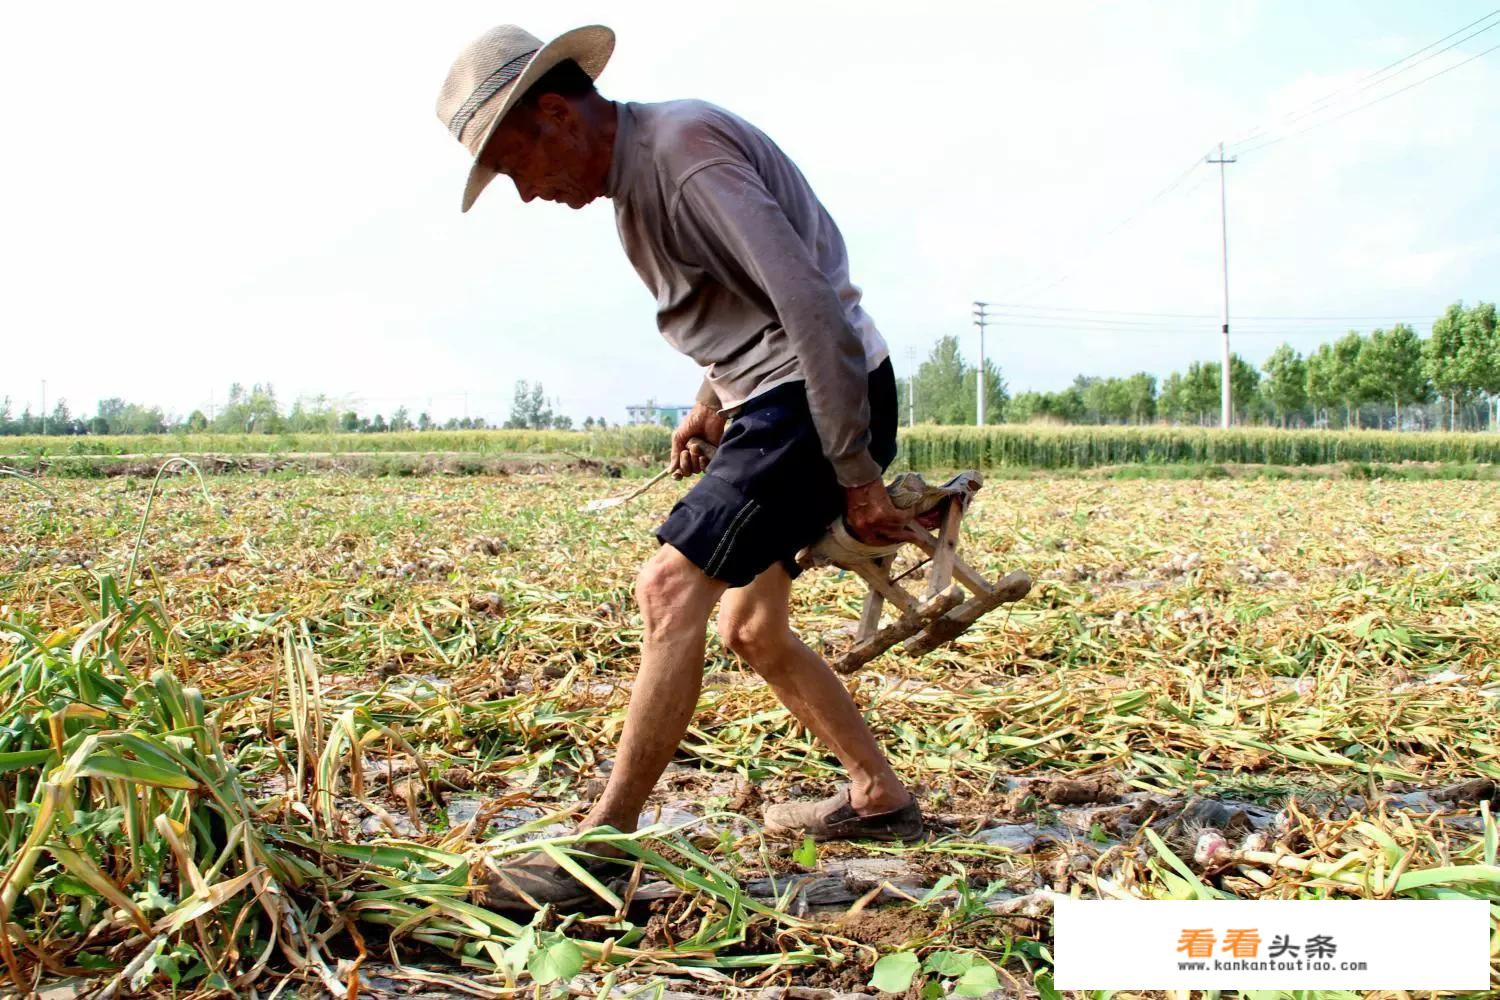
[{"left": 1053, "top": 898, "right": 1493, "bottom": 990}]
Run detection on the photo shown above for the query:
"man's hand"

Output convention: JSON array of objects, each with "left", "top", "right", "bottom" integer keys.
[
  {"left": 670, "top": 402, "right": 726, "bottom": 478},
  {"left": 844, "top": 477, "right": 915, "bottom": 545}
]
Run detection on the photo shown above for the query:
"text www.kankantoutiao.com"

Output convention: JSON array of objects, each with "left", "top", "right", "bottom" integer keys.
[{"left": 1174, "top": 929, "right": 1368, "bottom": 973}]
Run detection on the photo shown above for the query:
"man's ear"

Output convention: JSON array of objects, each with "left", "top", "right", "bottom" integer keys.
[{"left": 534, "top": 92, "right": 572, "bottom": 125}]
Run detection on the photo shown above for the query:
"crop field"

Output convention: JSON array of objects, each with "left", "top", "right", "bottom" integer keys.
[
  {"left": 2, "top": 464, "right": 1498, "bottom": 998},
  {"left": 7, "top": 424, "right": 1500, "bottom": 475}
]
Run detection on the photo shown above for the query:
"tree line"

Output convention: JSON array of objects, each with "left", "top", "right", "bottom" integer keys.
[
  {"left": 8, "top": 302, "right": 1495, "bottom": 437},
  {"left": 898, "top": 301, "right": 1498, "bottom": 431},
  {"left": 0, "top": 380, "right": 608, "bottom": 437}
]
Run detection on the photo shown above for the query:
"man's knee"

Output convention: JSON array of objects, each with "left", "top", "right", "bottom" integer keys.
[
  {"left": 716, "top": 612, "right": 793, "bottom": 668},
  {"left": 635, "top": 547, "right": 714, "bottom": 640}
]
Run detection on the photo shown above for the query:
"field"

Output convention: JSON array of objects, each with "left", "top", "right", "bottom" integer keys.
[
  {"left": 2, "top": 463, "right": 1499, "bottom": 998},
  {"left": 7, "top": 424, "right": 1500, "bottom": 475}
]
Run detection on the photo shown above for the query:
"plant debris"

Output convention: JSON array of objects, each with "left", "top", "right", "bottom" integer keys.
[{"left": 1, "top": 470, "right": 1496, "bottom": 997}]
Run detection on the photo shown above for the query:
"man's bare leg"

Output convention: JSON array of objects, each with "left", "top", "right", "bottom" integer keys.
[
  {"left": 716, "top": 564, "right": 909, "bottom": 814},
  {"left": 473, "top": 552, "right": 906, "bottom": 909},
  {"left": 584, "top": 545, "right": 727, "bottom": 832}
]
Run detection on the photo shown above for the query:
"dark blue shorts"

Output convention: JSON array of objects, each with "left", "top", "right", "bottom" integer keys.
[{"left": 656, "top": 358, "right": 898, "bottom": 587}]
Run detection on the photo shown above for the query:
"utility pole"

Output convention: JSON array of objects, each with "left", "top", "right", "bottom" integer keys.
[
  {"left": 1207, "top": 142, "right": 1237, "bottom": 429},
  {"left": 41, "top": 379, "right": 47, "bottom": 436},
  {"left": 972, "top": 301, "right": 989, "bottom": 426},
  {"left": 906, "top": 346, "right": 918, "bottom": 427}
]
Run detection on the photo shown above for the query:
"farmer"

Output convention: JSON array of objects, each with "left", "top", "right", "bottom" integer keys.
[{"left": 436, "top": 23, "right": 922, "bottom": 909}]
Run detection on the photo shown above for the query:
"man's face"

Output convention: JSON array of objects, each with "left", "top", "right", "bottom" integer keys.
[{"left": 477, "top": 95, "right": 599, "bottom": 210}]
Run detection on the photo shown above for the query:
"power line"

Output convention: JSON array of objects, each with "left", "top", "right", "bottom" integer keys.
[
  {"left": 984, "top": 315, "right": 1431, "bottom": 330},
  {"left": 987, "top": 317, "right": 1436, "bottom": 331},
  {"left": 987, "top": 314, "right": 1366, "bottom": 330},
  {"left": 1000, "top": 11, "right": 1500, "bottom": 302},
  {"left": 989, "top": 325, "right": 1431, "bottom": 339},
  {"left": 1274, "top": 14, "right": 1500, "bottom": 130},
  {"left": 983, "top": 304, "right": 1439, "bottom": 322},
  {"left": 1002, "top": 151, "right": 1211, "bottom": 302},
  {"left": 906, "top": 346, "right": 918, "bottom": 428},
  {"left": 1227, "top": 8, "right": 1500, "bottom": 150},
  {"left": 1236, "top": 36, "right": 1500, "bottom": 155},
  {"left": 998, "top": 16, "right": 1498, "bottom": 301},
  {"left": 982, "top": 322, "right": 1400, "bottom": 338},
  {"left": 972, "top": 313, "right": 1436, "bottom": 338},
  {"left": 988, "top": 317, "right": 1438, "bottom": 331},
  {"left": 973, "top": 301, "right": 990, "bottom": 426},
  {"left": 977, "top": 13, "right": 1496, "bottom": 369}
]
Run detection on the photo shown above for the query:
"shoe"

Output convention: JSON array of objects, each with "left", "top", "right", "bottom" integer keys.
[
  {"left": 763, "top": 786, "right": 924, "bottom": 842},
  {"left": 470, "top": 847, "right": 623, "bottom": 912}
]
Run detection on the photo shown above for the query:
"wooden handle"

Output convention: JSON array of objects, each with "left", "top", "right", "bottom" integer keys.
[{"left": 686, "top": 436, "right": 718, "bottom": 460}]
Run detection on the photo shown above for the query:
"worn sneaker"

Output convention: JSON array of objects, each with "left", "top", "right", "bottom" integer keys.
[
  {"left": 470, "top": 848, "right": 624, "bottom": 912},
  {"left": 763, "top": 786, "right": 924, "bottom": 842}
]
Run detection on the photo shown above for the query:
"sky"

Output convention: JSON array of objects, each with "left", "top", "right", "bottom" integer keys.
[{"left": 3, "top": 2, "right": 1498, "bottom": 425}]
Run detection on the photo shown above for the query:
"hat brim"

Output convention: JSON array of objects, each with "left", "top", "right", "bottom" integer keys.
[{"left": 460, "top": 24, "right": 615, "bottom": 213}]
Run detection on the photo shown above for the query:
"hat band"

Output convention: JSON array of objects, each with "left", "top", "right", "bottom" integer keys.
[{"left": 448, "top": 47, "right": 540, "bottom": 140}]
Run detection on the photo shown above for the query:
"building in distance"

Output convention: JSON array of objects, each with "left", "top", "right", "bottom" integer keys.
[{"left": 626, "top": 400, "right": 695, "bottom": 428}]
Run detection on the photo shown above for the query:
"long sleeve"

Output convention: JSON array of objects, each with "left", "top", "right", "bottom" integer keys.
[
  {"left": 669, "top": 161, "right": 881, "bottom": 487},
  {"left": 695, "top": 377, "right": 721, "bottom": 410}
]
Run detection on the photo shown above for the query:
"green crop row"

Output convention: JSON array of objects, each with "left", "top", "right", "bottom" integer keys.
[
  {"left": 5, "top": 423, "right": 1500, "bottom": 470},
  {"left": 892, "top": 424, "right": 1500, "bottom": 470},
  {"left": 0, "top": 426, "right": 674, "bottom": 459}
]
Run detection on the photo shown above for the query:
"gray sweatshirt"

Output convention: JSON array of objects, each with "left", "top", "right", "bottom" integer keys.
[{"left": 605, "top": 99, "right": 889, "bottom": 487}]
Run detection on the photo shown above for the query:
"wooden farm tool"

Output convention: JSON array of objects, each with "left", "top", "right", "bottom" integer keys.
[
  {"left": 582, "top": 465, "right": 674, "bottom": 512},
  {"left": 794, "top": 470, "right": 1031, "bottom": 673},
  {"left": 581, "top": 438, "right": 717, "bottom": 512},
  {"left": 583, "top": 437, "right": 1029, "bottom": 669}
]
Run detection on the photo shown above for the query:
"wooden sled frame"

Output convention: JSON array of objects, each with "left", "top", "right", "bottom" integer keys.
[{"left": 796, "top": 473, "right": 1031, "bottom": 674}]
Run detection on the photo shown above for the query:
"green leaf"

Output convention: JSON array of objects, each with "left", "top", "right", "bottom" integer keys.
[
  {"left": 923, "top": 950, "right": 973, "bottom": 976},
  {"left": 793, "top": 836, "right": 817, "bottom": 868},
  {"left": 918, "top": 874, "right": 958, "bottom": 905},
  {"left": 871, "top": 951, "right": 920, "bottom": 993},
  {"left": 52, "top": 874, "right": 97, "bottom": 897},
  {"left": 0, "top": 749, "right": 56, "bottom": 775},
  {"left": 134, "top": 884, "right": 175, "bottom": 914},
  {"left": 1036, "top": 970, "right": 1062, "bottom": 1000},
  {"left": 503, "top": 926, "right": 535, "bottom": 976},
  {"left": 528, "top": 934, "right": 583, "bottom": 986},
  {"left": 78, "top": 753, "right": 197, "bottom": 790},
  {"left": 1348, "top": 612, "right": 1378, "bottom": 638},
  {"left": 48, "top": 845, "right": 150, "bottom": 932},
  {"left": 64, "top": 806, "right": 125, "bottom": 841},
  {"left": 955, "top": 962, "right": 1000, "bottom": 997},
  {"left": 1483, "top": 802, "right": 1496, "bottom": 867},
  {"left": 538, "top": 843, "right": 623, "bottom": 911},
  {"left": 159, "top": 942, "right": 198, "bottom": 987},
  {"left": 132, "top": 939, "right": 168, "bottom": 992}
]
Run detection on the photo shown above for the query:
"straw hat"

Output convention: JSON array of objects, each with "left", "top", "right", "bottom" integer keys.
[{"left": 436, "top": 24, "right": 615, "bottom": 212}]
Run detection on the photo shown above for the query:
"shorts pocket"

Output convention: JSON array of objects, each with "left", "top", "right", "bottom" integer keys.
[{"left": 656, "top": 474, "right": 765, "bottom": 587}]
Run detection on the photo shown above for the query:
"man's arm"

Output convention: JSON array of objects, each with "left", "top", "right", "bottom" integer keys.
[{"left": 671, "top": 160, "right": 881, "bottom": 488}]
